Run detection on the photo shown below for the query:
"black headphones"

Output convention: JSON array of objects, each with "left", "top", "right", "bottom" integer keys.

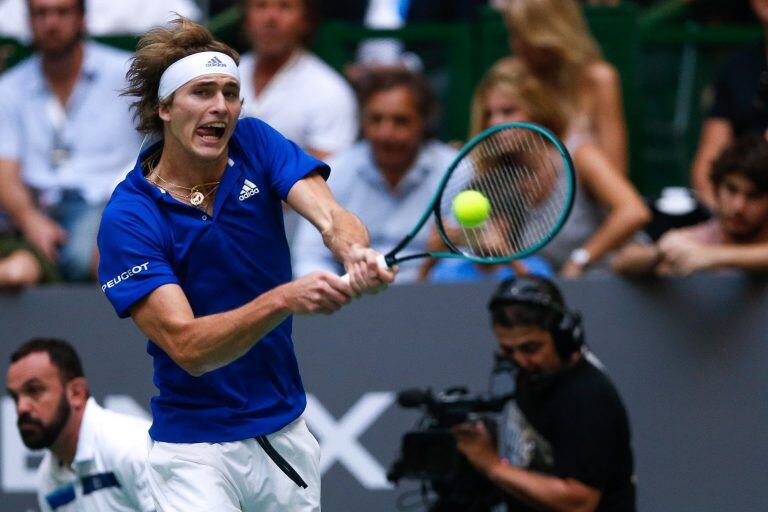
[{"left": 488, "top": 276, "right": 585, "bottom": 360}]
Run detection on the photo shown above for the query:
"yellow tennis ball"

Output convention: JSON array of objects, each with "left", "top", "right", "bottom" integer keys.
[{"left": 452, "top": 190, "right": 491, "bottom": 227}]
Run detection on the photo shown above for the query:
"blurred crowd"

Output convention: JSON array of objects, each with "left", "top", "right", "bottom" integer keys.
[{"left": 1, "top": 0, "right": 768, "bottom": 290}]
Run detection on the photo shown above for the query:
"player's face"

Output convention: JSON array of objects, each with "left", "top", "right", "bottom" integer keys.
[
  {"left": 243, "top": 0, "right": 308, "bottom": 58},
  {"left": 363, "top": 86, "right": 425, "bottom": 175},
  {"left": 493, "top": 324, "right": 563, "bottom": 376},
  {"left": 6, "top": 352, "right": 72, "bottom": 450},
  {"left": 751, "top": 0, "right": 768, "bottom": 25},
  {"left": 485, "top": 87, "right": 530, "bottom": 128},
  {"left": 715, "top": 173, "right": 768, "bottom": 241},
  {"left": 28, "top": 0, "right": 84, "bottom": 58},
  {"left": 159, "top": 75, "right": 242, "bottom": 162}
]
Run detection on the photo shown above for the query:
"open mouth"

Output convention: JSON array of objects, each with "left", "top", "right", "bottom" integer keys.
[{"left": 196, "top": 122, "right": 227, "bottom": 142}]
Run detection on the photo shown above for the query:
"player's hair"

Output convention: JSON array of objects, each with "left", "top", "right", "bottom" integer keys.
[
  {"left": 711, "top": 134, "right": 768, "bottom": 194},
  {"left": 10, "top": 338, "right": 85, "bottom": 383},
  {"left": 241, "top": 0, "right": 321, "bottom": 46},
  {"left": 356, "top": 67, "right": 439, "bottom": 138},
  {"left": 27, "top": 0, "right": 86, "bottom": 15},
  {"left": 123, "top": 16, "right": 240, "bottom": 135},
  {"left": 470, "top": 58, "right": 571, "bottom": 138},
  {"left": 489, "top": 276, "right": 565, "bottom": 332},
  {"left": 501, "top": 0, "right": 600, "bottom": 113}
]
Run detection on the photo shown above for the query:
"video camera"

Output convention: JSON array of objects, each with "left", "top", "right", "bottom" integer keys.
[{"left": 388, "top": 386, "right": 513, "bottom": 483}]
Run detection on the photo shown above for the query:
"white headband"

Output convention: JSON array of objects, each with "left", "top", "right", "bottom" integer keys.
[{"left": 158, "top": 51, "right": 240, "bottom": 101}]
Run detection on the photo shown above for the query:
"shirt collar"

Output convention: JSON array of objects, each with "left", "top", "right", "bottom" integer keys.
[
  {"left": 79, "top": 42, "right": 100, "bottom": 82},
  {"left": 127, "top": 141, "right": 167, "bottom": 202},
  {"left": 72, "top": 397, "right": 99, "bottom": 466}
]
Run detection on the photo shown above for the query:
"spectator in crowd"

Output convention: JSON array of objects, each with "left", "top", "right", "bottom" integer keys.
[
  {"left": 453, "top": 276, "right": 636, "bottom": 512},
  {"left": 292, "top": 68, "right": 457, "bottom": 283},
  {"left": 690, "top": 0, "right": 768, "bottom": 207},
  {"left": 239, "top": 0, "right": 358, "bottom": 161},
  {"left": 0, "top": 0, "right": 201, "bottom": 42},
  {"left": 499, "top": 0, "right": 629, "bottom": 174},
  {"left": 6, "top": 338, "right": 154, "bottom": 511},
  {"left": 468, "top": 59, "right": 649, "bottom": 277},
  {"left": 0, "top": 0, "right": 141, "bottom": 281},
  {"left": 615, "top": 135, "right": 768, "bottom": 276}
]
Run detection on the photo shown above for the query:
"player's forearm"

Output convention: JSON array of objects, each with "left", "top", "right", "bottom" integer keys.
[
  {"left": 321, "top": 207, "right": 371, "bottom": 265},
  {"left": 158, "top": 287, "right": 292, "bottom": 376},
  {"left": 486, "top": 463, "right": 598, "bottom": 512}
]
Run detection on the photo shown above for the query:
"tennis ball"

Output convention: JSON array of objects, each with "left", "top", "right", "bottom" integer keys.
[{"left": 452, "top": 190, "right": 491, "bottom": 227}]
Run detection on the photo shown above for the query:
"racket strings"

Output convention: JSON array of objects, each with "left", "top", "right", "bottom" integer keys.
[{"left": 439, "top": 126, "right": 571, "bottom": 260}]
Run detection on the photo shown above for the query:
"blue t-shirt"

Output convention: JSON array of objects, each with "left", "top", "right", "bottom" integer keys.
[{"left": 97, "top": 118, "right": 329, "bottom": 443}]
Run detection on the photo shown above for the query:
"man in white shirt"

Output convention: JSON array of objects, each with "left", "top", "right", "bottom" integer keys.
[
  {"left": 6, "top": 338, "right": 154, "bottom": 512},
  {"left": 0, "top": 0, "right": 142, "bottom": 282},
  {"left": 239, "top": 0, "right": 358, "bottom": 161}
]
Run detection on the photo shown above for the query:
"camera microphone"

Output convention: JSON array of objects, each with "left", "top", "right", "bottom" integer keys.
[{"left": 397, "top": 388, "right": 432, "bottom": 408}]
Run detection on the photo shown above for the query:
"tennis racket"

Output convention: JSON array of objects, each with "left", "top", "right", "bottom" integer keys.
[{"left": 342, "top": 122, "right": 576, "bottom": 280}]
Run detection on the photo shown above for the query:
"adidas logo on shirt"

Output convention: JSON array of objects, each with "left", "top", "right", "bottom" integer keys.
[
  {"left": 239, "top": 179, "right": 260, "bottom": 201},
  {"left": 206, "top": 56, "right": 226, "bottom": 68}
]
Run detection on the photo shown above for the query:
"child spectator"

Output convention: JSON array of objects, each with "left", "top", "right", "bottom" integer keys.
[{"left": 615, "top": 135, "right": 768, "bottom": 276}]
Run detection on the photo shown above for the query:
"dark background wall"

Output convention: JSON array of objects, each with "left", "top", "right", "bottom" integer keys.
[{"left": 1, "top": 275, "right": 767, "bottom": 511}]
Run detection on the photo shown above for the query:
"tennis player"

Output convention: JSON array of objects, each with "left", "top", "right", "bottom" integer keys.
[{"left": 96, "top": 17, "right": 394, "bottom": 511}]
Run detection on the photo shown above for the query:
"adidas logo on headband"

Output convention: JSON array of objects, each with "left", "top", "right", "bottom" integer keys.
[
  {"left": 158, "top": 52, "right": 240, "bottom": 101},
  {"left": 205, "top": 56, "right": 226, "bottom": 68}
]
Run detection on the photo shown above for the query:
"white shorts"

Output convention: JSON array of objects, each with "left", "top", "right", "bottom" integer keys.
[{"left": 147, "top": 417, "right": 321, "bottom": 512}]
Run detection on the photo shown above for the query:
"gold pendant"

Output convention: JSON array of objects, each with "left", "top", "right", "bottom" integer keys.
[{"left": 190, "top": 191, "right": 205, "bottom": 206}]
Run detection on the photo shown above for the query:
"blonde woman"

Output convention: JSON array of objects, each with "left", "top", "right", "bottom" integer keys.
[
  {"left": 470, "top": 59, "right": 649, "bottom": 277},
  {"left": 500, "top": 0, "right": 629, "bottom": 174}
]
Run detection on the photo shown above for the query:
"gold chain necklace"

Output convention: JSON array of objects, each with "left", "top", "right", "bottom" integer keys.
[{"left": 146, "top": 160, "right": 221, "bottom": 207}]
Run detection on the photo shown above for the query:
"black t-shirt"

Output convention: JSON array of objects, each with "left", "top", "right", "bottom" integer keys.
[
  {"left": 500, "top": 359, "right": 636, "bottom": 512},
  {"left": 708, "top": 43, "right": 768, "bottom": 137}
]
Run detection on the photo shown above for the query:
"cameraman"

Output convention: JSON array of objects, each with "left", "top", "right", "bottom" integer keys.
[{"left": 453, "top": 276, "right": 636, "bottom": 512}]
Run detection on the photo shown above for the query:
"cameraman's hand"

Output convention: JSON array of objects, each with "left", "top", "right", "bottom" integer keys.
[{"left": 453, "top": 422, "right": 502, "bottom": 475}]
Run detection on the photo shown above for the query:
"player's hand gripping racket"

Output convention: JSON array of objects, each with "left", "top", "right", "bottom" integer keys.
[{"left": 342, "top": 122, "right": 576, "bottom": 280}]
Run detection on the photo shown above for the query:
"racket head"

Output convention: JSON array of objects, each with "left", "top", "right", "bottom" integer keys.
[{"left": 432, "top": 122, "right": 576, "bottom": 264}]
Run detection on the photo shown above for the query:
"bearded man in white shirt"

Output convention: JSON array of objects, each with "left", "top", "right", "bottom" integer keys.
[{"left": 6, "top": 338, "right": 154, "bottom": 512}]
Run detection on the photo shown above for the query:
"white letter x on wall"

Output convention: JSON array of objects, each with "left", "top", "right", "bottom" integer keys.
[{"left": 305, "top": 392, "right": 395, "bottom": 490}]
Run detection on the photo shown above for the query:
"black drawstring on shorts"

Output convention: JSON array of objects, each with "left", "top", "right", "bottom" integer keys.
[{"left": 255, "top": 435, "right": 308, "bottom": 489}]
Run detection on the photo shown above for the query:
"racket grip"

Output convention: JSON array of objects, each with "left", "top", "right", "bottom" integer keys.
[{"left": 340, "top": 253, "right": 389, "bottom": 284}]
